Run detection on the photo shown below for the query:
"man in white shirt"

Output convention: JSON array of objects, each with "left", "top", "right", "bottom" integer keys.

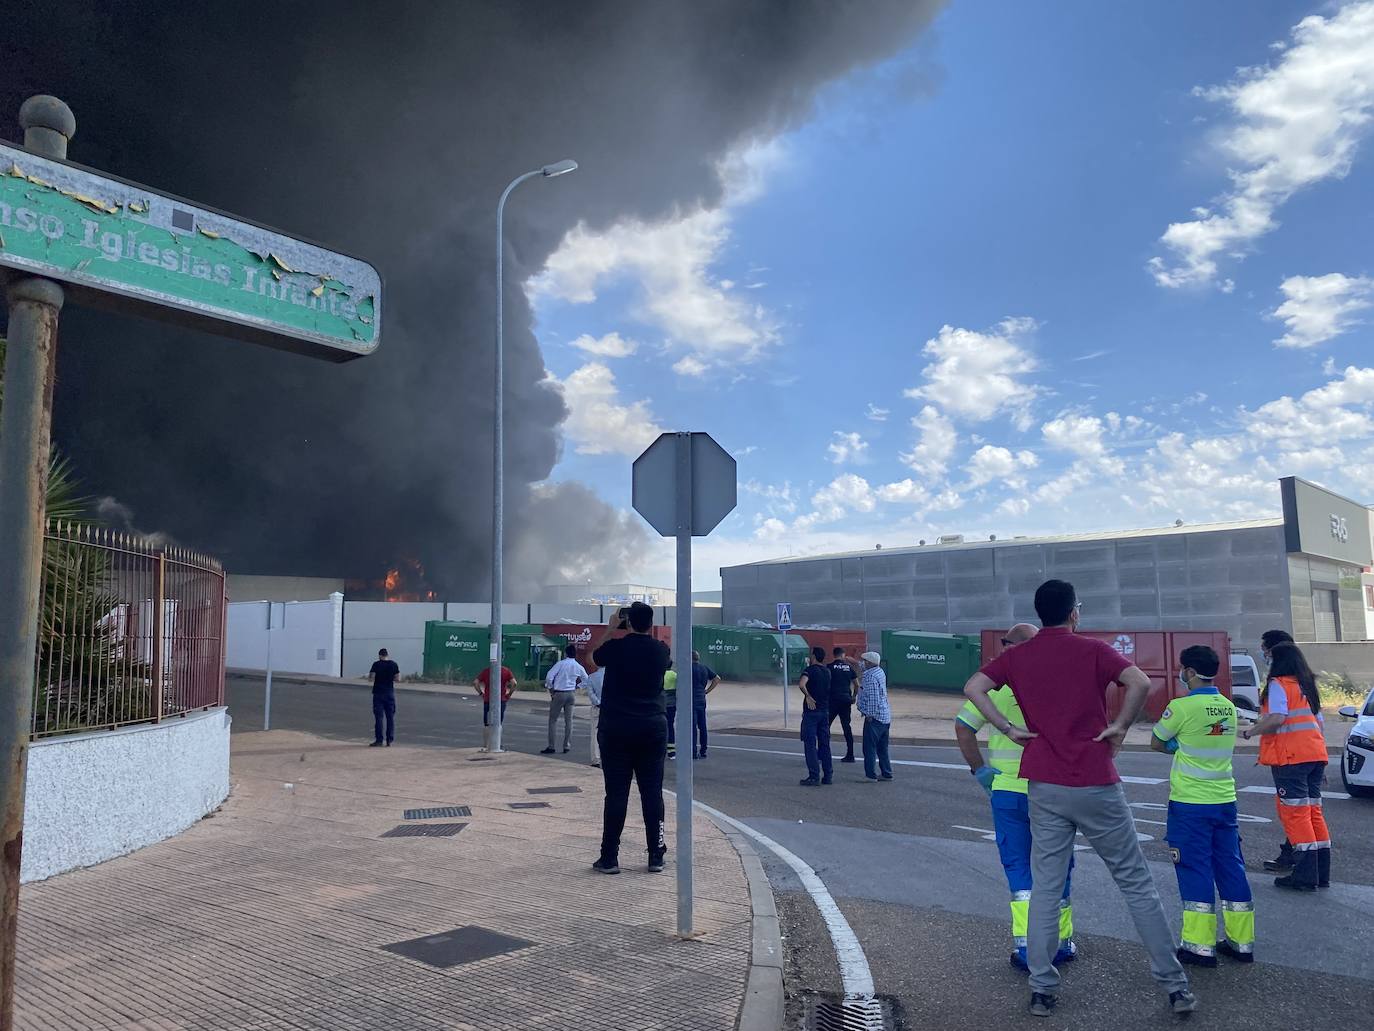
[
  {"left": 542, "top": 645, "right": 585, "bottom": 755},
  {"left": 585, "top": 666, "right": 606, "bottom": 767}
]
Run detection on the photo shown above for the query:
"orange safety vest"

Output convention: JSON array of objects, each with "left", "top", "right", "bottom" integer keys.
[{"left": 1258, "top": 675, "right": 1327, "bottom": 766}]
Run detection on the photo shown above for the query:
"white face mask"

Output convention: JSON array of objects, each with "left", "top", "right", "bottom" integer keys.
[{"left": 1178, "top": 670, "right": 1190, "bottom": 689}]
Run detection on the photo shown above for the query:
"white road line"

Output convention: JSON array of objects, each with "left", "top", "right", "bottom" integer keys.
[
  {"left": 694, "top": 799, "right": 876, "bottom": 1000},
  {"left": 1238, "top": 784, "right": 1351, "bottom": 801}
]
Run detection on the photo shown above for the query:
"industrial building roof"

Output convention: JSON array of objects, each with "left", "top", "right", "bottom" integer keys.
[{"left": 730, "top": 516, "right": 1286, "bottom": 568}]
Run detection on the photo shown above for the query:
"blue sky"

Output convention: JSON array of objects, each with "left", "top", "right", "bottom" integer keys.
[{"left": 530, "top": 0, "right": 1374, "bottom": 588}]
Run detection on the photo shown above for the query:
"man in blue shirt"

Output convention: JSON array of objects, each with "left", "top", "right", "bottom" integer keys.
[{"left": 691, "top": 651, "right": 721, "bottom": 759}]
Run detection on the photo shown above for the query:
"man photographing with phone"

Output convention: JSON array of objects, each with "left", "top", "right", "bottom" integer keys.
[{"left": 590, "top": 602, "right": 671, "bottom": 875}]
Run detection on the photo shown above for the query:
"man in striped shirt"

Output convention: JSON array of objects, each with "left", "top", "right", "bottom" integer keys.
[
  {"left": 956, "top": 624, "right": 1076, "bottom": 970},
  {"left": 856, "top": 651, "right": 892, "bottom": 780}
]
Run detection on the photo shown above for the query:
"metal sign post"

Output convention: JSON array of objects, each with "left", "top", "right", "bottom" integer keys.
[
  {"left": 263, "top": 602, "right": 283, "bottom": 731},
  {"left": 777, "top": 602, "right": 792, "bottom": 727},
  {"left": 633, "top": 431, "right": 736, "bottom": 939},
  {"left": 0, "top": 95, "right": 382, "bottom": 1028}
]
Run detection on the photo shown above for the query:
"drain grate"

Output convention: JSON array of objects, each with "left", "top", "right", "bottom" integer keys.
[
  {"left": 509, "top": 801, "right": 551, "bottom": 810},
  {"left": 381, "top": 823, "right": 467, "bottom": 838},
  {"left": 803, "top": 995, "right": 897, "bottom": 1031},
  {"left": 382, "top": 925, "right": 533, "bottom": 968},
  {"left": 526, "top": 785, "right": 581, "bottom": 795},
  {"left": 403, "top": 806, "right": 472, "bottom": 820}
]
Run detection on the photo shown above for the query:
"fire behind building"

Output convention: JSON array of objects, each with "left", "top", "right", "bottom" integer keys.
[{"left": 721, "top": 477, "right": 1374, "bottom": 653}]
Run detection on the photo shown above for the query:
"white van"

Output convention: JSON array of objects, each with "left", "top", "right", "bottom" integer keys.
[{"left": 1229, "top": 653, "right": 1261, "bottom": 712}]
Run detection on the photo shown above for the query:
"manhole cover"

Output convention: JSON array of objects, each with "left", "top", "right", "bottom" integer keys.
[
  {"left": 380, "top": 823, "right": 467, "bottom": 838},
  {"left": 403, "top": 806, "right": 472, "bottom": 820},
  {"left": 527, "top": 785, "right": 581, "bottom": 795},
  {"left": 381, "top": 925, "right": 533, "bottom": 968},
  {"left": 803, "top": 995, "right": 898, "bottom": 1031},
  {"left": 509, "top": 802, "right": 550, "bottom": 810}
]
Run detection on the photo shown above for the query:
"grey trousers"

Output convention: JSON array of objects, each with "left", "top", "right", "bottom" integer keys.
[
  {"left": 548, "top": 690, "right": 576, "bottom": 749},
  {"left": 1028, "top": 782, "right": 1188, "bottom": 996}
]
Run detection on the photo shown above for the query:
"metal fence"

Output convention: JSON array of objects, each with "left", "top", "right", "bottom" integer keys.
[{"left": 31, "top": 521, "right": 226, "bottom": 739}]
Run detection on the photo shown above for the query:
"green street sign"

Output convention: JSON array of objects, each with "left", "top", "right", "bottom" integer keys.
[{"left": 0, "top": 141, "right": 380, "bottom": 361}]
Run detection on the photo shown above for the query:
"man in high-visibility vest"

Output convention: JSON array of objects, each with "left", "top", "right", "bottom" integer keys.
[
  {"left": 1151, "top": 644, "right": 1254, "bottom": 966},
  {"left": 956, "top": 623, "right": 1076, "bottom": 970}
]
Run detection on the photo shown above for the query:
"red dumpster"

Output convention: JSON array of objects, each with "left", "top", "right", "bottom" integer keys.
[
  {"left": 779, "top": 627, "right": 868, "bottom": 660},
  {"left": 979, "top": 629, "right": 1232, "bottom": 723}
]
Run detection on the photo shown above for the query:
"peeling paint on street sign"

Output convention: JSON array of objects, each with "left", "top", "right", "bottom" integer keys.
[{"left": 0, "top": 142, "right": 380, "bottom": 361}]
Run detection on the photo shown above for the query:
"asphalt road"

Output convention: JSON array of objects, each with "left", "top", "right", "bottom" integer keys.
[{"left": 226, "top": 675, "right": 1374, "bottom": 1029}]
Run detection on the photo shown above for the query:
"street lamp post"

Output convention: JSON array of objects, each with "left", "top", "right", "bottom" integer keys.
[{"left": 488, "top": 159, "right": 577, "bottom": 754}]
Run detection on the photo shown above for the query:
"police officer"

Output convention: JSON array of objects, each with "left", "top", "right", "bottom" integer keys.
[
  {"left": 828, "top": 647, "right": 859, "bottom": 763},
  {"left": 1151, "top": 645, "right": 1254, "bottom": 965},
  {"left": 955, "top": 623, "right": 1076, "bottom": 970}
]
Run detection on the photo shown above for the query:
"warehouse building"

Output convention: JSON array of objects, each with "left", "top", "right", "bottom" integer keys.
[{"left": 721, "top": 477, "right": 1374, "bottom": 657}]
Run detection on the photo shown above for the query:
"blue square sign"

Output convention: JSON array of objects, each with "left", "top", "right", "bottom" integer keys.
[{"left": 776, "top": 603, "right": 792, "bottom": 631}]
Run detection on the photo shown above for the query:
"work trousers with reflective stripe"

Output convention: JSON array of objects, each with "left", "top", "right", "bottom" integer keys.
[
  {"left": 1165, "top": 800, "right": 1254, "bottom": 957},
  {"left": 1271, "top": 760, "right": 1330, "bottom": 888},
  {"left": 992, "top": 790, "right": 1072, "bottom": 959}
]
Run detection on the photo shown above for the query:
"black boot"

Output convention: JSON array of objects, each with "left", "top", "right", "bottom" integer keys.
[
  {"left": 1274, "top": 849, "right": 1318, "bottom": 891},
  {"left": 1317, "top": 847, "right": 1331, "bottom": 888},
  {"left": 1263, "top": 841, "right": 1294, "bottom": 872}
]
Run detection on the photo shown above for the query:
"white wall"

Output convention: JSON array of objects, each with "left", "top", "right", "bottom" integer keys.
[
  {"left": 343, "top": 601, "right": 445, "bottom": 677},
  {"left": 22, "top": 707, "right": 231, "bottom": 882},
  {"left": 531, "top": 603, "right": 602, "bottom": 623},
  {"left": 226, "top": 574, "right": 346, "bottom": 603},
  {"left": 227, "top": 594, "right": 343, "bottom": 676}
]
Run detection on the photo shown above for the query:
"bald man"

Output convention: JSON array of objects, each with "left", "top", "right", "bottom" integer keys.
[{"left": 956, "top": 624, "right": 1077, "bottom": 970}]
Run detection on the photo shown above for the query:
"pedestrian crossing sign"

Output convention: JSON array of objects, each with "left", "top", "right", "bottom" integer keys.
[{"left": 777, "top": 603, "right": 793, "bottom": 630}]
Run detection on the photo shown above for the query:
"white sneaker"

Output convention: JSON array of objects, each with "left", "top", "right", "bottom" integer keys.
[{"left": 591, "top": 760, "right": 601, "bottom": 768}]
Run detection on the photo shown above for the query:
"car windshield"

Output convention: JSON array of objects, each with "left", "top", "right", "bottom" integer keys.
[
  {"left": 1231, "top": 664, "right": 1256, "bottom": 687},
  {"left": 1365, "top": 693, "right": 1374, "bottom": 718}
]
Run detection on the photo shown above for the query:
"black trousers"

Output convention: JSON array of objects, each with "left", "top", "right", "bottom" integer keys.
[
  {"left": 372, "top": 690, "right": 395, "bottom": 743},
  {"left": 598, "top": 718, "right": 667, "bottom": 861},
  {"left": 828, "top": 700, "right": 854, "bottom": 756}
]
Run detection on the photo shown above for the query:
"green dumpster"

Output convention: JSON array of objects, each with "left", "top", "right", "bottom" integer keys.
[
  {"left": 881, "top": 630, "right": 983, "bottom": 691},
  {"left": 423, "top": 621, "right": 488, "bottom": 681},
  {"left": 692, "top": 625, "right": 752, "bottom": 680},
  {"left": 751, "top": 632, "right": 810, "bottom": 682}
]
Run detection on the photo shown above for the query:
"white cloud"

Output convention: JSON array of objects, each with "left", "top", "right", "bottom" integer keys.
[
  {"left": 569, "top": 331, "right": 638, "bottom": 358},
  {"left": 966, "top": 444, "right": 1039, "bottom": 487},
  {"left": 753, "top": 517, "right": 788, "bottom": 542},
  {"left": 876, "top": 479, "right": 928, "bottom": 504},
  {"left": 545, "top": 362, "right": 663, "bottom": 456},
  {"left": 900, "top": 405, "right": 958, "bottom": 477},
  {"left": 1149, "top": 2, "right": 1374, "bottom": 289},
  {"left": 1041, "top": 413, "right": 1123, "bottom": 472},
  {"left": 794, "top": 474, "right": 876, "bottom": 530},
  {"left": 529, "top": 143, "right": 783, "bottom": 370},
  {"left": 827, "top": 431, "right": 870, "bottom": 465},
  {"left": 742, "top": 479, "right": 798, "bottom": 515},
  {"left": 1272, "top": 273, "right": 1374, "bottom": 348},
  {"left": 673, "top": 355, "right": 709, "bottom": 377},
  {"left": 865, "top": 404, "right": 890, "bottom": 422},
  {"left": 1247, "top": 365, "right": 1374, "bottom": 445},
  {"left": 905, "top": 317, "right": 1040, "bottom": 428}
]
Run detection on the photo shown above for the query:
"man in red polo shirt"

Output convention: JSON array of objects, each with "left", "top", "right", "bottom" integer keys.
[{"left": 963, "top": 579, "right": 1196, "bottom": 1020}]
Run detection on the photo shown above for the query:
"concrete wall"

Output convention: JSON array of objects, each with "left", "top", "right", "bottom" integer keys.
[
  {"left": 22, "top": 707, "right": 231, "bottom": 883},
  {"left": 1298, "top": 642, "right": 1374, "bottom": 685},
  {"left": 226, "top": 574, "right": 345, "bottom": 602},
  {"left": 342, "top": 601, "right": 444, "bottom": 677},
  {"left": 227, "top": 594, "right": 343, "bottom": 676},
  {"left": 722, "top": 525, "right": 1292, "bottom": 648}
]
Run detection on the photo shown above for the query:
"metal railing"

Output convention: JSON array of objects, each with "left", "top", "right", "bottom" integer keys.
[{"left": 31, "top": 521, "right": 225, "bottom": 739}]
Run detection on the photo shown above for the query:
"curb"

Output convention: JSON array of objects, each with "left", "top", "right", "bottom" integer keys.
[
  {"left": 713, "top": 724, "right": 1343, "bottom": 756},
  {"left": 707, "top": 815, "right": 785, "bottom": 1031},
  {"left": 226, "top": 668, "right": 555, "bottom": 704}
]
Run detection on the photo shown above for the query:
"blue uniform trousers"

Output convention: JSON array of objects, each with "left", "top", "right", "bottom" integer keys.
[{"left": 993, "top": 790, "right": 1073, "bottom": 963}]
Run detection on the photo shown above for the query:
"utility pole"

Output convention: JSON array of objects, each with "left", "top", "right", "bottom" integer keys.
[{"left": 0, "top": 95, "right": 75, "bottom": 1031}]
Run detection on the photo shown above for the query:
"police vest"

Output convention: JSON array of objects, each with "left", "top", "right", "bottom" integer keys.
[
  {"left": 1259, "top": 675, "right": 1327, "bottom": 767},
  {"left": 1155, "top": 689, "right": 1237, "bottom": 804},
  {"left": 957, "top": 686, "right": 1027, "bottom": 794}
]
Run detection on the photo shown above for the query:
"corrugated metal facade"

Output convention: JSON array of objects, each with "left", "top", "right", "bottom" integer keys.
[{"left": 721, "top": 520, "right": 1298, "bottom": 649}]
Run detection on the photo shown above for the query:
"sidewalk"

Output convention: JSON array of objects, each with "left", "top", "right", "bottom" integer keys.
[{"left": 15, "top": 731, "right": 758, "bottom": 1030}]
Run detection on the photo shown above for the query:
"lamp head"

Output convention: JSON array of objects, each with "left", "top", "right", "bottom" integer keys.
[{"left": 541, "top": 159, "right": 578, "bottom": 177}]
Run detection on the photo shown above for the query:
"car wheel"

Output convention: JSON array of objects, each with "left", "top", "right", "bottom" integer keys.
[{"left": 1341, "top": 762, "right": 1374, "bottom": 799}]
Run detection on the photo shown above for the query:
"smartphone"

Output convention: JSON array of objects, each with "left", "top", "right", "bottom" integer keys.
[{"left": 615, "top": 607, "right": 631, "bottom": 630}]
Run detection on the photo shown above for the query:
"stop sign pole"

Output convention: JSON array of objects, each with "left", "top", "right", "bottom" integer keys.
[{"left": 632, "top": 431, "right": 736, "bottom": 938}]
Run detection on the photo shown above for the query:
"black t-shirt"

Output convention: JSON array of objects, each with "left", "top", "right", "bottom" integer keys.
[
  {"left": 370, "top": 659, "right": 399, "bottom": 692},
  {"left": 593, "top": 633, "right": 671, "bottom": 726},
  {"left": 828, "top": 659, "right": 857, "bottom": 705},
  {"left": 802, "top": 663, "right": 831, "bottom": 709}
]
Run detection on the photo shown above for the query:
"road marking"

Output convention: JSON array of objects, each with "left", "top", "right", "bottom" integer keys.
[
  {"left": 1237, "top": 784, "right": 1351, "bottom": 801},
  {"left": 711, "top": 744, "right": 966, "bottom": 771},
  {"left": 952, "top": 823, "right": 1091, "bottom": 850},
  {"left": 693, "top": 799, "right": 875, "bottom": 1000}
]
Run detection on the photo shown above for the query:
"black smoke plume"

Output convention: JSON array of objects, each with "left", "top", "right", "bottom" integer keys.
[{"left": 0, "top": 0, "right": 942, "bottom": 595}]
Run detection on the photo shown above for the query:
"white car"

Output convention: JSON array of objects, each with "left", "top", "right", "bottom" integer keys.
[
  {"left": 1338, "top": 689, "right": 1374, "bottom": 799},
  {"left": 1229, "top": 653, "right": 1261, "bottom": 713}
]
